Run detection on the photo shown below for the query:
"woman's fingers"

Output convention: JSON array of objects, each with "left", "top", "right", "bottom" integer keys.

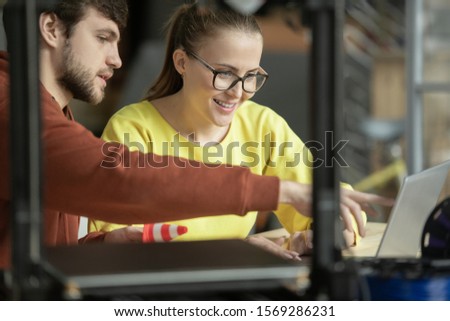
[
  {"left": 289, "top": 230, "right": 313, "bottom": 256},
  {"left": 246, "top": 236, "right": 301, "bottom": 261}
]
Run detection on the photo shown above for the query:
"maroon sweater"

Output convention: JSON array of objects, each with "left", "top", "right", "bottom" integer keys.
[{"left": 0, "top": 51, "right": 279, "bottom": 269}]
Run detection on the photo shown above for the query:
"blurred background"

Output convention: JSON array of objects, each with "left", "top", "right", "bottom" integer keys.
[{"left": 2, "top": 0, "right": 450, "bottom": 226}]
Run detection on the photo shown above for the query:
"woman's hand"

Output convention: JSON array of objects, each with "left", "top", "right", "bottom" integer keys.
[
  {"left": 104, "top": 226, "right": 143, "bottom": 243},
  {"left": 288, "top": 228, "right": 357, "bottom": 254},
  {"left": 288, "top": 230, "right": 313, "bottom": 256},
  {"left": 278, "top": 180, "right": 395, "bottom": 237},
  {"left": 246, "top": 235, "right": 301, "bottom": 261}
]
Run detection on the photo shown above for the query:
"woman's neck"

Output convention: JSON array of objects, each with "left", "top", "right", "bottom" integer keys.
[{"left": 152, "top": 94, "right": 230, "bottom": 146}]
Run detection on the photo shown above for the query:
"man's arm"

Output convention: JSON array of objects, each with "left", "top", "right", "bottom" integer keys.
[{"left": 36, "top": 91, "right": 280, "bottom": 224}]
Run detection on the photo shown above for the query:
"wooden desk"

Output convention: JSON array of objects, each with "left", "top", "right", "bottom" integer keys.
[{"left": 254, "top": 222, "right": 386, "bottom": 257}]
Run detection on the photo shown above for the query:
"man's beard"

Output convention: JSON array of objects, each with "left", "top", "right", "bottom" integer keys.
[{"left": 58, "top": 42, "right": 104, "bottom": 105}]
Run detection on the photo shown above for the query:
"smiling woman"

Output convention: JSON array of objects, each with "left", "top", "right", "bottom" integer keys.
[{"left": 87, "top": 3, "right": 382, "bottom": 261}]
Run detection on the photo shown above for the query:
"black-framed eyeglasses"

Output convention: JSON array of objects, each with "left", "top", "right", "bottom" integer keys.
[{"left": 186, "top": 50, "right": 268, "bottom": 93}]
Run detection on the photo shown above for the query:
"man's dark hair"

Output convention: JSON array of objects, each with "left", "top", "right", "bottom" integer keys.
[{"left": 3, "top": 0, "right": 128, "bottom": 43}]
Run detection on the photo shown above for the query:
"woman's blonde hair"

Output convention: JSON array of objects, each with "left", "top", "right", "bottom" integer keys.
[{"left": 145, "top": 2, "right": 262, "bottom": 101}]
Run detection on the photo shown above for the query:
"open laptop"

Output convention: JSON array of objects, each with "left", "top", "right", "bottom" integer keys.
[{"left": 376, "top": 159, "right": 450, "bottom": 258}]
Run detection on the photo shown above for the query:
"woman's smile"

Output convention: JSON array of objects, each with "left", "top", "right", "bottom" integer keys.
[{"left": 213, "top": 98, "right": 238, "bottom": 114}]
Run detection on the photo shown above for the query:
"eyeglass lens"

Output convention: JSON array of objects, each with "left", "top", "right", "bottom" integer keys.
[{"left": 214, "top": 73, "right": 266, "bottom": 92}]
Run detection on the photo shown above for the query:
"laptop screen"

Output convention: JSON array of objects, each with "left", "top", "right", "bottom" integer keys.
[{"left": 376, "top": 160, "right": 450, "bottom": 257}]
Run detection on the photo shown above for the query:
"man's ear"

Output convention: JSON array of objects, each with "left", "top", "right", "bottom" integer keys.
[
  {"left": 39, "top": 12, "right": 63, "bottom": 48},
  {"left": 173, "top": 49, "right": 187, "bottom": 76}
]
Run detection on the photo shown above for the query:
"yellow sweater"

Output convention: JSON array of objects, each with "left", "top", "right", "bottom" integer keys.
[{"left": 89, "top": 100, "right": 360, "bottom": 240}]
